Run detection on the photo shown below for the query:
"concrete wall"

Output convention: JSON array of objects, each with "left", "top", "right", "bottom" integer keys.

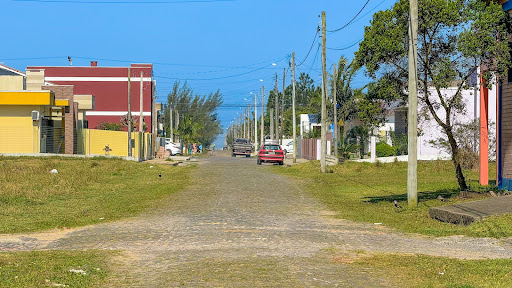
[
  {"left": 0, "top": 105, "right": 42, "bottom": 153},
  {"left": 0, "top": 76, "right": 24, "bottom": 90},
  {"left": 418, "top": 83, "right": 497, "bottom": 158},
  {"left": 82, "top": 129, "right": 153, "bottom": 160}
]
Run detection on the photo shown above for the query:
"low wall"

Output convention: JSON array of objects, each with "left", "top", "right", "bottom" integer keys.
[{"left": 82, "top": 129, "right": 154, "bottom": 161}]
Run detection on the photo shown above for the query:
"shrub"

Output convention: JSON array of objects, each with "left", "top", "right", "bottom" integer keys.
[
  {"left": 376, "top": 142, "right": 395, "bottom": 157},
  {"left": 97, "top": 121, "right": 123, "bottom": 131}
]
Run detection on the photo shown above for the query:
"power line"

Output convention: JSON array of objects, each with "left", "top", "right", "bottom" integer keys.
[
  {"left": 71, "top": 55, "right": 286, "bottom": 69},
  {"left": 153, "top": 57, "right": 287, "bottom": 81},
  {"left": 1, "top": 56, "right": 64, "bottom": 61},
  {"left": 327, "top": 0, "right": 370, "bottom": 33},
  {"left": 13, "top": 0, "right": 236, "bottom": 4},
  {"left": 297, "top": 28, "right": 320, "bottom": 67},
  {"left": 328, "top": 0, "right": 388, "bottom": 36},
  {"left": 327, "top": 38, "right": 363, "bottom": 51}
]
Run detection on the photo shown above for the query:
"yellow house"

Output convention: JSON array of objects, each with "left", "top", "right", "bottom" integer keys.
[{"left": 0, "top": 90, "right": 70, "bottom": 153}]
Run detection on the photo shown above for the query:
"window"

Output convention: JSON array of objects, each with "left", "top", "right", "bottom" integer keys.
[{"left": 263, "top": 145, "right": 280, "bottom": 150}]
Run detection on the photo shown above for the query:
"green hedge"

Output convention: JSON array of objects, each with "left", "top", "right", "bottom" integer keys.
[{"left": 376, "top": 142, "right": 396, "bottom": 157}]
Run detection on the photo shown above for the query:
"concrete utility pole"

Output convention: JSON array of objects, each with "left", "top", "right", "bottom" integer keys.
[
  {"left": 270, "top": 108, "right": 274, "bottom": 141},
  {"left": 175, "top": 110, "right": 179, "bottom": 142},
  {"left": 170, "top": 106, "right": 173, "bottom": 141},
  {"left": 260, "top": 86, "right": 264, "bottom": 146},
  {"left": 139, "top": 71, "right": 144, "bottom": 132},
  {"left": 320, "top": 11, "right": 327, "bottom": 173},
  {"left": 333, "top": 63, "right": 338, "bottom": 157},
  {"left": 274, "top": 73, "right": 279, "bottom": 142},
  {"left": 281, "top": 68, "right": 285, "bottom": 145},
  {"left": 127, "top": 68, "right": 132, "bottom": 157},
  {"left": 152, "top": 81, "right": 156, "bottom": 158},
  {"left": 408, "top": 0, "right": 418, "bottom": 207},
  {"left": 292, "top": 52, "right": 297, "bottom": 163},
  {"left": 254, "top": 92, "right": 258, "bottom": 151},
  {"left": 248, "top": 105, "right": 251, "bottom": 141},
  {"left": 245, "top": 107, "right": 249, "bottom": 139}
]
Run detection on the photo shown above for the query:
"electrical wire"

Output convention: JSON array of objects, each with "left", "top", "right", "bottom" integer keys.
[
  {"left": 327, "top": 0, "right": 370, "bottom": 33},
  {"left": 153, "top": 57, "right": 287, "bottom": 81},
  {"left": 13, "top": 0, "right": 235, "bottom": 4},
  {"left": 328, "top": 0, "right": 388, "bottom": 36},
  {"left": 71, "top": 55, "right": 286, "bottom": 69},
  {"left": 297, "top": 28, "right": 320, "bottom": 67},
  {"left": 327, "top": 38, "right": 363, "bottom": 51}
]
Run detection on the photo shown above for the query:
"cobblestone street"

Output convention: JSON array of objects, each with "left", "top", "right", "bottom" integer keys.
[{"left": 1, "top": 153, "right": 512, "bottom": 287}]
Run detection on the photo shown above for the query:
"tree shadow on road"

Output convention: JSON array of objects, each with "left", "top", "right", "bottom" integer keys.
[{"left": 361, "top": 188, "right": 460, "bottom": 203}]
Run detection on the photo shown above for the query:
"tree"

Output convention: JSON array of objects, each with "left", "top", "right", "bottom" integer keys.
[
  {"left": 165, "top": 82, "right": 223, "bottom": 147},
  {"left": 332, "top": 56, "right": 360, "bottom": 123},
  {"left": 355, "top": 0, "right": 511, "bottom": 190}
]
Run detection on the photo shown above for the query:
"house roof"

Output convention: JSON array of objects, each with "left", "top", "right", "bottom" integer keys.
[{"left": 0, "top": 63, "right": 26, "bottom": 77}]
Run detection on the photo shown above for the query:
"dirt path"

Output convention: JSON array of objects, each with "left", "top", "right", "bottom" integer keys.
[{"left": 1, "top": 153, "right": 512, "bottom": 287}]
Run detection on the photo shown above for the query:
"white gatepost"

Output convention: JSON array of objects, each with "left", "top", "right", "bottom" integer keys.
[{"left": 370, "top": 136, "right": 376, "bottom": 161}]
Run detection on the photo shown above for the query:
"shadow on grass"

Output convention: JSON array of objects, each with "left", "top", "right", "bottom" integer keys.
[{"left": 362, "top": 188, "right": 460, "bottom": 203}]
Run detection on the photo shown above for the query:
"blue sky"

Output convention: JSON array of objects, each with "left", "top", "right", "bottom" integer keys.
[{"left": 2, "top": 0, "right": 396, "bottom": 146}]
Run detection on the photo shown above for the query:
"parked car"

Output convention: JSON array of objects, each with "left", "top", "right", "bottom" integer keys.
[
  {"left": 282, "top": 140, "right": 294, "bottom": 155},
  {"left": 257, "top": 144, "right": 284, "bottom": 165},
  {"left": 165, "top": 139, "right": 181, "bottom": 156},
  {"left": 232, "top": 138, "right": 253, "bottom": 157}
]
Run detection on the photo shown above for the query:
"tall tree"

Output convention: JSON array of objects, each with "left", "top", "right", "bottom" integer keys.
[
  {"left": 166, "top": 82, "right": 223, "bottom": 147},
  {"left": 355, "top": 0, "right": 511, "bottom": 190}
]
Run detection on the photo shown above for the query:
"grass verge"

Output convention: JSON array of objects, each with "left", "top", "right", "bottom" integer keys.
[
  {"left": 273, "top": 160, "right": 511, "bottom": 237},
  {"left": 347, "top": 251, "right": 512, "bottom": 288},
  {"left": 0, "top": 250, "right": 112, "bottom": 287},
  {"left": 0, "top": 157, "right": 194, "bottom": 233}
]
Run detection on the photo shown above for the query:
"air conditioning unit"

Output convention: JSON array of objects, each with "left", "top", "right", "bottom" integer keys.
[{"left": 31, "top": 110, "right": 40, "bottom": 121}]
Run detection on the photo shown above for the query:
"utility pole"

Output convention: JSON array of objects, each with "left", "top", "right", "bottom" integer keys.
[
  {"left": 175, "top": 110, "right": 179, "bottom": 142},
  {"left": 408, "top": 0, "right": 418, "bottom": 207},
  {"left": 320, "top": 11, "right": 327, "bottom": 173},
  {"left": 245, "top": 107, "right": 248, "bottom": 139},
  {"left": 270, "top": 108, "right": 274, "bottom": 141},
  {"left": 152, "top": 81, "right": 156, "bottom": 158},
  {"left": 254, "top": 92, "right": 258, "bottom": 151},
  {"left": 333, "top": 63, "right": 338, "bottom": 157},
  {"left": 139, "top": 71, "right": 144, "bottom": 132},
  {"left": 281, "top": 68, "right": 285, "bottom": 145},
  {"left": 292, "top": 52, "right": 297, "bottom": 163},
  {"left": 247, "top": 106, "right": 250, "bottom": 140},
  {"left": 127, "top": 68, "right": 132, "bottom": 157},
  {"left": 170, "top": 106, "right": 173, "bottom": 142},
  {"left": 261, "top": 86, "right": 264, "bottom": 145},
  {"left": 274, "top": 73, "right": 279, "bottom": 142}
]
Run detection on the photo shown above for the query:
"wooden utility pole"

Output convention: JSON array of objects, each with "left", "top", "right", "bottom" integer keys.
[
  {"left": 254, "top": 92, "right": 258, "bottom": 151},
  {"left": 333, "top": 64, "right": 338, "bottom": 157},
  {"left": 127, "top": 68, "right": 132, "bottom": 157},
  {"left": 274, "top": 73, "right": 279, "bottom": 142},
  {"left": 139, "top": 71, "right": 144, "bottom": 132},
  {"left": 270, "top": 108, "right": 274, "bottom": 140},
  {"left": 292, "top": 52, "right": 297, "bottom": 163},
  {"left": 260, "top": 86, "right": 264, "bottom": 146},
  {"left": 408, "top": 0, "right": 418, "bottom": 207},
  {"left": 320, "top": 11, "right": 327, "bottom": 173},
  {"left": 281, "top": 68, "right": 285, "bottom": 145}
]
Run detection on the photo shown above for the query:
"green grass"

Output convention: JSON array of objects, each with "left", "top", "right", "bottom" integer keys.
[
  {"left": 0, "top": 157, "right": 194, "bottom": 233},
  {"left": 273, "top": 160, "right": 511, "bottom": 237},
  {"left": 350, "top": 252, "right": 512, "bottom": 288},
  {"left": 0, "top": 250, "right": 111, "bottom": 287}
]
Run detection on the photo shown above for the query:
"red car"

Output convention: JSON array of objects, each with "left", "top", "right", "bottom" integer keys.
[{"left": 257, "top": 144, "right": 285, "bottom": 165}]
